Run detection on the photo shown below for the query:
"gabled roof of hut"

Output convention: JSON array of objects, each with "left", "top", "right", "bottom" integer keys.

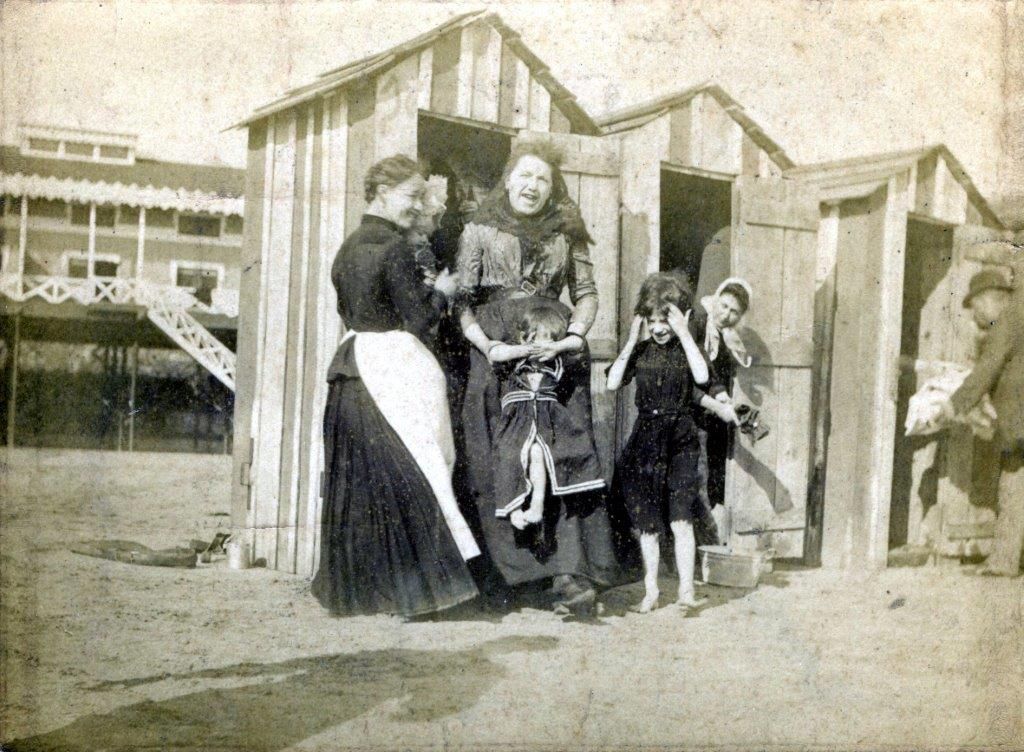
[
  {"left": 785, "top": 144, "right": 1005, "bottom": 229},
  {"left": 595, "top": 82, "right": 795, "bottom": 170},
  {"left": 234, "top": 11, "right": 599, "bottom": 134}
]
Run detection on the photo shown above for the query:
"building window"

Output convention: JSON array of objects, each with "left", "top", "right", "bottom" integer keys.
[
  {"left": 65, "top": 252, "right": 121, "bottom": 279},
  {"left": 27, "top": 137, "right": 60, "bottom": 152},
  {"left": 174, "top": 263, "right": 221, "bottom": 305},
  {"left": 70, "top": 204, "right": 116, "bottom": 228},
  {"left": 27, "top": 198, "right": 67, "bottom": 220},
  {"left": 65, "top": 141, "right": 94, "bottom": 158},
  {"left": 99, "top": 145, "right": 130, "bottom": 160},
  {"left": 224, "top": 215, "right": 244, "bottom": 235},
  {"left": 119, "top": 207, "right": 140, "bottom": 226},
  {"left": 178, "top": 213, "right": 221, "bottom": 238},
  {"left": 147, "top": 208, "right": 175, "bottom": 228}
]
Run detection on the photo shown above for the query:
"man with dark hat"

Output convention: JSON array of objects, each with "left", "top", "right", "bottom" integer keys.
[{"left": 942, "top": 266, "right": 1024, "bottom": 576}]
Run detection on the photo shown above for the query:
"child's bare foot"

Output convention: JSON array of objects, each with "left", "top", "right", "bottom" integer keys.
[
  {"left": 510, "top": 510, "right": 527, "bottom": 530},
  {"left": 677, "top": 589, "right": 708, "bottom": 609},
  {"left": 630, "top": 589, "right": 659, "bottom": 613}
]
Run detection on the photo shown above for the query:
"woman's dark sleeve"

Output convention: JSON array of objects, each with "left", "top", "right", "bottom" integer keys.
[{"left": 383, "top": 240, "right": 446, "bottom": 343}]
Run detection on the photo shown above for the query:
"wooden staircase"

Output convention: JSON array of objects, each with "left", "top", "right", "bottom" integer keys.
[{"left": 0, "top": 273, "right": 237, "bottom": 391}]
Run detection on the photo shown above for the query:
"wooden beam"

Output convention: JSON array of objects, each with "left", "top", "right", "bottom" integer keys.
[
  {"left": 87, "top": 203, "right": 97, "bottom": 278},
  {"left": 863, "top": 173, "right": 910, "bottom": 568},
  {"left": 374, "top": 53, "right": 419, "bottom": 159},
  {"left": 135, "top": 207, "right": 146, "bottom": 281},
  {"left": 471, "top": 25, "right": 502, "bottom": 123},
  {"left": 417, "top": 47, "right": 433, "bottom": 111},
  {"left": 6, "top": 312, "right": 19, "bottom": 448},
  {"left": 17, "top": 196, "right": 27, "bottom": 288},
  {"left": 511, "top": 58, "right": 530, "bottom": 129},
  {"left": 455, "top": 25, "right": 475, "bottom": 118}
]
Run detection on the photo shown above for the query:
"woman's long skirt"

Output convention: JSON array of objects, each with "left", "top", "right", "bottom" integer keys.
[
  {"left": 311, "top": 343, "right": 478, "bottom": 617},
  {"left": 461, "top": 295, "right": 619, "bottom": 587}
]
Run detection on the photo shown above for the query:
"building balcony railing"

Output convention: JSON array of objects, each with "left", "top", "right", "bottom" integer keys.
[{"left": 0, "top": 273, "right": 239, "bottom": 318}]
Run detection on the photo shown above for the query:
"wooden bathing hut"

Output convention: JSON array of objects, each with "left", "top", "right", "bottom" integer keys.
[
  {"left": 231, "top": 12, "right": 1010, "bottom": 575},
  {"left": 785, "top": 147, "right": 1009, "bottom": 569},
  {"left": 229, "top": 11, "right": 623, "bottom": 574}
]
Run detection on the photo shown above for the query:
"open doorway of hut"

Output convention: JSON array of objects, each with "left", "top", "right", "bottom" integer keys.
[
  {"left": 887, "top": 218, "right": 1001, "bottom": 556},
  {"left": 659, "top": 168, "right": 733, "bottom": 539},
  {"left": 417, "top": 113, "right": 511, "bottom": 270},
  {"left": 659, "top": 168, "right": 733, "bottom": 300}
]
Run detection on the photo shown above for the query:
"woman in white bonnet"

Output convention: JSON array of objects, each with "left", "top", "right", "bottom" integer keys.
[{"left": 693, "top": 277, "right": 753, "bottom": 513}]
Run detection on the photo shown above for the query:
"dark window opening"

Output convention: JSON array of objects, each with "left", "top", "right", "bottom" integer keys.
[
  {"left": 178, "top": 214, "right": 221, "bottom": 238},
  {"left": 70, "top": 205, "right": 116, "bottom": 228},
  {"left": 176, "top": 266, "right": 218, "bottom": 305},
  {"left": 99, "top": 145, "right": 130, "bottom": 160},
  {"left": 28, "top": 138, "right": 60, "bottom": 152},
  {"left": 224, "top": 215, "right": 244, "bottom": 235},
  {"left": 65, "top": 142, "right": 94, "bottom": 157}
]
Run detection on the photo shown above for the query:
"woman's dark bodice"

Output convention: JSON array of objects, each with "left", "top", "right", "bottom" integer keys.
[{"left": 331, "top": 215, "right": 444, "bottom": 344}]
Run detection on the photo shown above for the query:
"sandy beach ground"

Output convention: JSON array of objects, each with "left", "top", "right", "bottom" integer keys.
[{"left": 1, "top": 447, "right": 1021, "bottom": 751}]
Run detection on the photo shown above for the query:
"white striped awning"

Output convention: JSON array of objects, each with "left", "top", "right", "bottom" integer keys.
[{"left": 0, "top": 171, "right": 245, "bottom": 217}]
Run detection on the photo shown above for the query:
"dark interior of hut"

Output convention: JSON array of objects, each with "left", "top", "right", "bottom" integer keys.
[
  {"left": 417, "top": 113, "right": 511, "bottom": 268},
  {"left": 888, "top": 218, "right": 998, "bottom": 550},
  {"left": 658, "top": 169, "right": 733, "bottom": 301}
]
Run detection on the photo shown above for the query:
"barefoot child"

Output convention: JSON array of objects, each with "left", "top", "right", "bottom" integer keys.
[
  {"left": 488, "top": 302, "right": 605, "bottom": 531},
  {"left": 606, "top": 273, "right": 710, "bottom": 612}
]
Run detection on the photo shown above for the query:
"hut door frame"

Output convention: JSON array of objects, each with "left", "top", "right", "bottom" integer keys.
[{"left": 725, "top": 175, "right": 820, "bottom": 559}]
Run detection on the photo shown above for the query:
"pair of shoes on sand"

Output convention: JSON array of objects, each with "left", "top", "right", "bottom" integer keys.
[{"left": 551, "top": 575, "right": 597, "bottom": 616}]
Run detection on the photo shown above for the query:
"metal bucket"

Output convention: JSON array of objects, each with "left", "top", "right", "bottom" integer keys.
[
  {"left": 698, "top": 545, "right": 769, "bottom": 588},
  {"left": 226, "top": 539, "right": 252, "bottom": 570}
]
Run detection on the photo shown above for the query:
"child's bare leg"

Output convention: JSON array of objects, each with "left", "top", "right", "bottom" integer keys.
[
  {"left": 670, "top": 519, "right": 705, "bottom": 607},
  {"left": 637, "top": 532, "right": 660, "bottom": 612},
  {"left": 521, "top": 441, "right": 546, "bottom": 525}
]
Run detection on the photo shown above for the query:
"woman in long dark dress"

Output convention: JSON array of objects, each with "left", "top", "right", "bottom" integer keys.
[
  {"left": 311, "top": 156, "right": 480, "bottom": 618},
  {"left": 454, "top": 142, "right": 616, "bottom": 612}
]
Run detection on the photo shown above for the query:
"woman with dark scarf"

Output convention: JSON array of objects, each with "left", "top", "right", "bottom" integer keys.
[{"left": 454, "top": 142, "right": 616, "bottom": 613}]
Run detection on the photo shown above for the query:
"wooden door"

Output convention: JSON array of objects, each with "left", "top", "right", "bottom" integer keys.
[
  {"left": 511, "top": 131, "right": 621, "bottom": 476},
  {"left": 726, "top": 176, "right": 819, "bottom": 558}
]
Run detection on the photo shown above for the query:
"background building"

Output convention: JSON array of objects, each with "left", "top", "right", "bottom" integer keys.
[{"left": 0, "top": 124, "right": 243, "bottom": 453}]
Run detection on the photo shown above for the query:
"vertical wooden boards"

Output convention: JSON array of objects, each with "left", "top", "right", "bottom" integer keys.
[
  {"left": 915, "top": 151, "right": 969, "bottom": 226},
  {"left": 862, "top": 174, "right": 909, "bottom": 566},
  {"left": 727, "top": 176, "right": 819, "bottom": 558},
  {"left": 668, "top": 101, "right": 694, "bottom": 166},
  {"left": 821, "top": 182, "right": 908, "bottom": 569},
  {"left": 345, "top": 83, "right": 376, "bottom": 235},
  {"left": 617, "top": 118, "right": 668, "bottom": 450},
  {"left": 429, "top": 30, "right": 461, "bottom": 116},
  {"left": 511, "top": 58, "right": 531, "bottom": 129},
  {"left": 251, "top": 111, "right": 298, "bottom": 566},
  {"left": 700, "top": 94, "right": 742, "bottom": 174},
  {"left": 374, "top": 53, "right": 419, "bottom": 160},
  {"left": 230, "top": 121, "right": 269, "bottom": 533},
  {"left": 804, "top": 204, "right": 840, "bottom": 564},
  {"left": 416, "top": 48, "right": 433, "bottom": 111},
  {"left": 455, "top": 25, "right": 476, "bottom": 118},
  {"left": 740, "top": 134, "right": 762, "bottom": 176},
  {"left": 496, "top": 41, "right": 519, "bottom": 128},
  {"left": 296, "top": 94, "right": 348, "bottom": 577},
  {"left": 528, "top": 78, "right": 551, "bottom": 132},
  {"left": 470, "top": 25, "right": 502, "bottom": 123},
  {"left": 275, "top": 105, "right": 315, "bottom": 571}
]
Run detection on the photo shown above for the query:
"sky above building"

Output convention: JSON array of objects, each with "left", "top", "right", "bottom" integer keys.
[{"left": 2, "top": 0, "right": 1018, "bottom": 221}]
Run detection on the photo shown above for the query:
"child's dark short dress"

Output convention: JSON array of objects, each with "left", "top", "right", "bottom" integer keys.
[
  {"left": 615, "top": 338, "right": 705, "bottom": 535},
  {"left": 492, "top": 356, "right": 605, "bottom": 518}
]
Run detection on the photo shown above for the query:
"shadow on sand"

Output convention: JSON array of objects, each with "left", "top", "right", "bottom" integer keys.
[{"left": 5, "top": 635, "right": 558, "bottom": 752}]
